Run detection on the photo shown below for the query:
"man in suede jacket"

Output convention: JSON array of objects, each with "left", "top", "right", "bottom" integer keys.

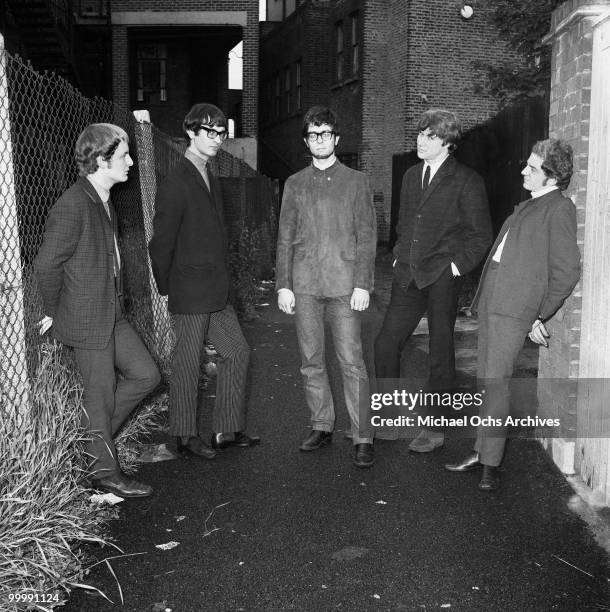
[{"left": 276, "top": 106, "right": 377, "bottom": 468}]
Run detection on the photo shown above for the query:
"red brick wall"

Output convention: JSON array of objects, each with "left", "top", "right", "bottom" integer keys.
[{"left": 109, "top": 0, "right": 258, "bottom": 137}]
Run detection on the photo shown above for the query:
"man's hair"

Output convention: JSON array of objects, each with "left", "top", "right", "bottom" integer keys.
[
  {"left": 75, "top": 123, "right": 128, "bottom": 176},
  {"left": 416, "top": 109, "right": 461, "bottom": 152},
  {"left": 183, "top": 103, "right": 228, "bottom": 136},
  {"left": 532, "top": 138, "right": 573, "bottom": 191},
  {"left": 302, "top": 105, "right": 339, "bottom": 137}
]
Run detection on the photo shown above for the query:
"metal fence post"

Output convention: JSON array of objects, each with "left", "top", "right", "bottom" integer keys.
[
  {"left": 132, "top": 110, "right": 172, "bottom": 362},
  {"left": 0, "top": 34, "right": 30, "bottom": 411}
]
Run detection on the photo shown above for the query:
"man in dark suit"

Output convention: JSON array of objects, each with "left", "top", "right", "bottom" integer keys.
[
  {"left": 375, "top": 109, "right": 492, "bottom": 451},
  {"left": 445, "top": 139, "right": 580, "bottom": 490},
  {"left": 35, "top": 123, "right": 160, "bottom": 498},
  {"left": 149, "top": 103, "right": 259, "bottom": 458}
]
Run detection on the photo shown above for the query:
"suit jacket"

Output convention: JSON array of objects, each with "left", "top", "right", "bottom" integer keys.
[
  {"left": 34, "top": 177, "right": 120, "bottom": 350},
  {"left": 149, "top": 157, "right": 230, "bottom": 314},
  {"left": 393, "top": 155, "right": 491, "bottom": 288},
  {"left": 275, "top": 160, "right": 376, "bottom": 297},
  {"left": 472, "top": 189, "right": 581, "bottom": 322}
]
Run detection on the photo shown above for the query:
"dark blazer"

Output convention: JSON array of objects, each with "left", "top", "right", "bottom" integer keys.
[
  {"left": 34, "top": 177, "right": 119, "bottom": 350},
  {"left": 393, "top": 155, "right": 492, "bottom": 288},
  {"left": 472, "top": 189, "right": 581, "bottom": 322},
  {"left": 149, "top": 157, "right": 230, "bottom": 314}
]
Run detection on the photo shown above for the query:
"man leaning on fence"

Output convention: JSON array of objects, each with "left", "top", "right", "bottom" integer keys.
[
  {"left": 148, "top": 103, "right": 260, "bottom": 459},
  {"left": 34, "top": 123, "right": 160, "bottom": 499}
]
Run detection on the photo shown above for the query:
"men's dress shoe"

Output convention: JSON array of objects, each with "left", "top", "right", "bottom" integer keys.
[
  {"left": 299, "top": 430, "right": 333, "bottom": 451},
  {"left": 479, "top": 465, "right": 500, "bottom": 491},
  {"left": 353, "top": 443, "right": 374, "bottom": 468},
  {"left": 408, "top": 429, "right": 445, "bottom": 453},
  {"left": 444, "top": 451, "right": 483, "bottom": 472},
  {"left": 177, "top": 436, "right": 217, "bottom": 459},
  {"left": 211, "top": 431, "right": 261, "bottom": 450},
  {"left": 90, "top": 472, "right": 152, "bottom": 498}
]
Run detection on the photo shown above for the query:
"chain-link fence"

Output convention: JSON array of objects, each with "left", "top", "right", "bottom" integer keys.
[{"left": 0, "top": 41, "right": 279, "bottom": 408}]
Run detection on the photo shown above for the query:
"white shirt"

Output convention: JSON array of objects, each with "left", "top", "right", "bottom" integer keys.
[{"left": 492, "top": 186, "right": 559, "bottom": 262}]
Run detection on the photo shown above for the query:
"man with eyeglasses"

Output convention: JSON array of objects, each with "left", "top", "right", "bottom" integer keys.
[
  {"left": 149, "top": 103, "right": 260, "bottom": 460},
  {"left": 276, "top": 105, "right": 377, "bottom": 468},
  {"left": 374, "top": 108, "right": 491, "bottom": 452}
]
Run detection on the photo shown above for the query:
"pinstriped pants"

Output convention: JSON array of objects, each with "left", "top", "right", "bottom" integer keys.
[{"left": 170, "top": 305, "right": 250, "bottom": 437}]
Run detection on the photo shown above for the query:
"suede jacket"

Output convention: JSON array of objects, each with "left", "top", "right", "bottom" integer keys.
[{"left": 276, "top": 160, "right": 377, "bottom": 297}]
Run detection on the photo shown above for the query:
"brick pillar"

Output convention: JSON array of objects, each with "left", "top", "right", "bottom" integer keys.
[
  {"left": 112, "top": 25, "right": 129, "bottom": 109},
  {"left": 539, "top": 0, "right": 610, "bottom": 476},
  {"left": 241, "top": 10, "right": 259, "bottom": 137}
]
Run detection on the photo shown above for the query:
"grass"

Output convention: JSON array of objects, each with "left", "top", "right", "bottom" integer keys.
[{"left": 0, "top": 342, "right": 113, "bottom": 610}]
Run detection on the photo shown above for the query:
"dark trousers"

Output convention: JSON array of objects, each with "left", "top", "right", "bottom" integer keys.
[
  {"left": 375, "top": 263, "right": 461, "bottom": 390},
  {"left": 474, "top": 264, "right": 532, "bottom": 466},
  {"left": 170, "top": 305, "right": 250, "bottom": 438},
  {"left": 74, "top": 299, "right": 160, "bottom": 479}
]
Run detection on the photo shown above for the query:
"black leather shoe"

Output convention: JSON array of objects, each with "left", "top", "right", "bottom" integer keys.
[
  {"left": 444, "top": 451, "right": 483, "bottom": 472},
  {"left": 299, "top": 430, "right": 333, "bottom": 451},
  {"left": 90, "top": 472, "right": 152, "bottom": 498},
  {"left": 479, "top": 465, "right": 500, "bottom": 491},
  {"left": 177, "top": 436, "right": 217, "bottom": 459},
  {"left": 211, "top": 432, "right": 261, "bottom": 450},
  {"left": 353, "top": 443, "right": 374, "bottom": 468}
]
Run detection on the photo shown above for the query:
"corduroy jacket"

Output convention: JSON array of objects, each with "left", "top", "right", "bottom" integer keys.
[{"left": 275, "top": 160, "right": 376, "bottom": 297}]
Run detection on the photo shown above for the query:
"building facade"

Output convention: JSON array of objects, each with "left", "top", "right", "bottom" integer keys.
[
  {"left": 260, "top": 0, "right": 523, "bottom": 240},
  {"left": 1, "top": 1, "right": 259, "bottom": 142}
]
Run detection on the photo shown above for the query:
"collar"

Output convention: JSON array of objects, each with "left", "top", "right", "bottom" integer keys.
[
  {"left": 423, "top": 151, "right": 450, "bottom": 174},
  {"left": 530, "top": 185, "right": 559, "bottom": 199},
  {"left": 185, "top": 149, "right": 209, "bottom": 174},
  {"left": 85, "top": 175, "right": 110, "bottom": 202},
  {"left": 311, "top": 158, "right": 341, "bottom": 176}
]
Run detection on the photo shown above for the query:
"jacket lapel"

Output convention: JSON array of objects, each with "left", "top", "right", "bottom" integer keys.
[{"left": 418, "top": 155, "right": 455, "bottom": 209}]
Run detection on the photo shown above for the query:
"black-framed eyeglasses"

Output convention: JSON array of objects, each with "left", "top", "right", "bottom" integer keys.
[
  {"left": 199, "top": 125, "right": 228, "bottom": 141},
  {"left": 306, "top": 130, "right": 335, "bottom": 143}
]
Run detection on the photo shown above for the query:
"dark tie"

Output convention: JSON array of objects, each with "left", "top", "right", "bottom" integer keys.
[{"left": 423, "top": 165, "right": 431, "bottom": 189}]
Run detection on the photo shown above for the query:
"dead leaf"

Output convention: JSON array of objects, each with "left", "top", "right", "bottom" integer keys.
[{"left": 331, "top": 546, "right": 370, "bottom": 561}]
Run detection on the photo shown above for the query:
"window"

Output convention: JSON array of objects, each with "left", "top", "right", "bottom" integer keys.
[
  {"left": 295, "top": 60, "right": 302, "bottom": 110},
  {"left": 136, "top": 43, "right": 167, "bottom": 104},
  {"left": 350, "top": 12, "right": 360, "bottom": 75},
  {"left": 274, "top": 74, "right": 281, "bottom": 118},
  {"left": 335, "top": 21, "right": 344, "bottom": 82},
  {"left": 285, "top": 67, "right": 291, "bottom": 114}
]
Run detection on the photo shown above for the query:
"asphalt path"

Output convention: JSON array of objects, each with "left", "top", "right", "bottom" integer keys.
[{"left": 64, "top": 282, "right": 609, "bottom": 612}]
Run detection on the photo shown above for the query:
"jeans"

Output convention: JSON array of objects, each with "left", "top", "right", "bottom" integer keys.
[{"left": 294, "top": 294, "right": 372, "bottom": 444}]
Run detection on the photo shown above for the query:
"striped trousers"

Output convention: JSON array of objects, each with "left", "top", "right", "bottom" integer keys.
[{"left": 170, "top": 305, "right": 250, "bottom": 437}]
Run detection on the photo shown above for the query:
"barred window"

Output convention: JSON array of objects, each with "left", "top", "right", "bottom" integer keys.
[
  {"left": 335, "top": 21, "right": 344, "bottom": 82},
  {"left": 295, "top": 60, "right": 302, "bottom": 110},
  {"left": 275, "top": 73, "right": 281, "bottom": 118},
  {"left": 285, "top": 67, "right": 291, "bottom": 114},
  {"left": 136, "top": 44, "right": 167, "bottom": 104},
  {"left": 350, "top": 12, "right": 360, "bottom": 75}
]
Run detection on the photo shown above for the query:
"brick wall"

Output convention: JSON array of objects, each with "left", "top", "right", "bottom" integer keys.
[
  {"left": 538, "top": 1, "right": 610, "bottom": 434},
  {"left": 109, "top": 0, "right": 258, "bottom": 137},
  {"left": 361, "top": 0, "right": 522, "bottom": 241},
  {"left": 259, "top": 1, "right": 332, "bottom": 177}
]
